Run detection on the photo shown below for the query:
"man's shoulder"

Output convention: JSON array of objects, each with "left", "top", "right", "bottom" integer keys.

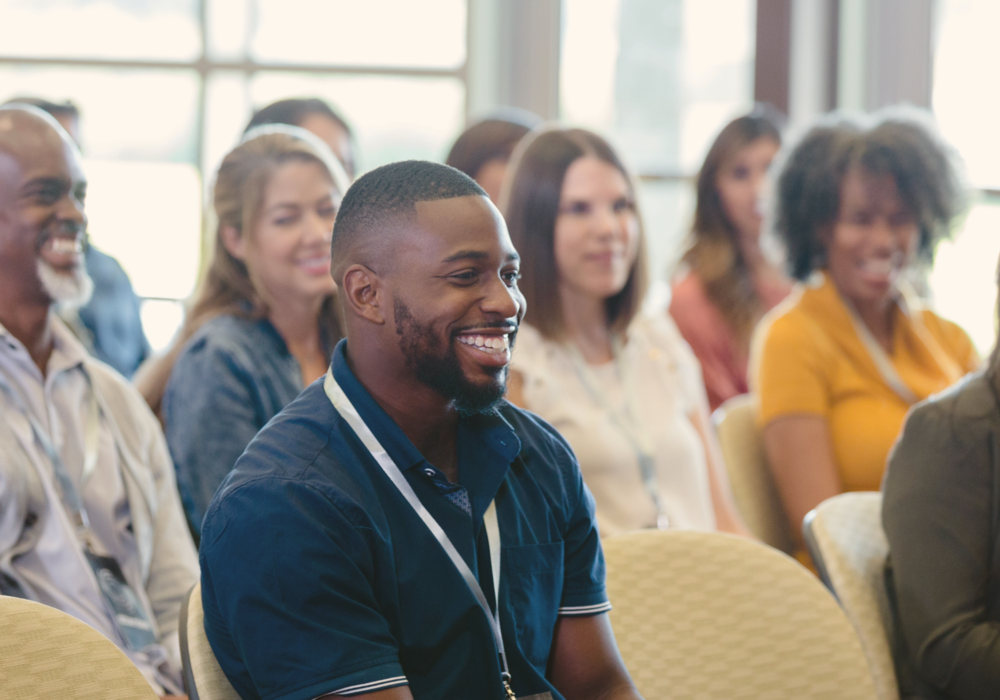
[
  {"left": 203, "top": 382, "right": 380, "bottom": 528},
  {"left": 84, "top": 354, "right": 159, "bottom": 430}
]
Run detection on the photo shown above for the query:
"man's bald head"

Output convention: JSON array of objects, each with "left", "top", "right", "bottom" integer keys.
[
  {"left": 0, "top": 104, "right": 75, "bottom": 162},
  {"left": 330, "top": 160, "right": 487, "bottom": 280}
]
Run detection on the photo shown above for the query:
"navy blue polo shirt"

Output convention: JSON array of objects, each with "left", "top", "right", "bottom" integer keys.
[{"left": 199, "top": 340, "right": 610, "bottom": 700}]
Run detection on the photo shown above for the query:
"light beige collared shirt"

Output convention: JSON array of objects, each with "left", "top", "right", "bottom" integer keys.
[{"left": 0, "top": 315, "right": 198, "bottom": 694}]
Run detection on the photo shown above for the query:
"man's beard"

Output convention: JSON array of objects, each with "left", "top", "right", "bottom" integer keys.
[
  {"left": 37, "top": 259, "right": 94, "bottom": 309},
  {"left": 394, "top": 298, "right": 513, "bottom": 415}
]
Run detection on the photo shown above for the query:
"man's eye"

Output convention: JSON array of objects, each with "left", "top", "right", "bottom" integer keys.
[
  {"left": 502, "top": 271, "right": 521, "bottom": 284},
  {"left": 451, "top": 271, "right": 477, "bottom": 282}
]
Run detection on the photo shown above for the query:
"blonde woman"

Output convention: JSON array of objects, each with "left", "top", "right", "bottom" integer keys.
[
  {"left": 504, "top": 127, "right": 747, "bottom": 538},
  {"left": 137, "top": 125, "right": 349, "bottom": 533}
]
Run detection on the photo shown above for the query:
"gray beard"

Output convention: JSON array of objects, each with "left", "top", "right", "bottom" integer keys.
[{"left": 37, "top": 259, "right": 94, "bottom": 309}]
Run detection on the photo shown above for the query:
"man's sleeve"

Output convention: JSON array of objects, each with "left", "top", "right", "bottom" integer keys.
[
  {"left": 882, "top": 400, "right": 1000, "bottom": 700},
  {"left": 200, "top": 480, "right": 408, "bottom": 700},
  {"left": 556, "top": 449, "right": 612, "bottom": 617}
]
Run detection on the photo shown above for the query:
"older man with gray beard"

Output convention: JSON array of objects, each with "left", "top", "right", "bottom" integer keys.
[{"left": 0, "top": 104, "right": 198, "bottom": 699}]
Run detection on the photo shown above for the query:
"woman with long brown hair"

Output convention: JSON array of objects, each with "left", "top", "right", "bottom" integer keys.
[
  {"left": 669, "top": 108, "right": 790, "bottom": 410},
  {"left": 136, "top": 125, "right": 349, "bottom": 534},
  {"left": 504, "top": 126, "right": 747, "bottom": 538}
]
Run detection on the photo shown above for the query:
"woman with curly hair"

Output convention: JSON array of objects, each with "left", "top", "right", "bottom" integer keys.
[
  {"left": 670, "top": 107, "right": 791, "bottom": 411},
  {"left": 751, "top": 109, "right": 980, "bottom": 555}
]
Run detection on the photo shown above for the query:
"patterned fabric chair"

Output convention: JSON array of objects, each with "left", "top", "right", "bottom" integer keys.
[
  {"left": 0, "top": 595, "right": 157, "bottom": 699},
  {"left": 713, "top": 393, "right": 796, "bottom": 553},
  {"left": 803, "top": 492, "right": 899, "bottom": 700},
  {"left": 179, "top": 582, "right": 241, "bottom": 700},
  {"left": 603, "top": 529, "right": 878, "bottom": 699}
]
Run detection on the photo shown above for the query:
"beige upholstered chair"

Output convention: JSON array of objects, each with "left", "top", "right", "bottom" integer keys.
[
  {"left": 803, "top": 492, "right": 898, "bottom": 700},
  {"left": 713, "top": 393, "right": 796, "bottom": 553},
  {"left": 0, "top": 595, "right": 157, "bottom": 699},
  {"left": 180, "top": 582, "right": 241, "bottom": 700},
  {"left": 603, "top": 529, "right": 878, "bottom": 699}
]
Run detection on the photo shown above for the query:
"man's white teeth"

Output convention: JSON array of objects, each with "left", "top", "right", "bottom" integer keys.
[
  {"left": 48, "top": 238, "right": 82, "bottom": 255},
  {"left": 458, "top": 334, "right": 509, "bottom": 351}
]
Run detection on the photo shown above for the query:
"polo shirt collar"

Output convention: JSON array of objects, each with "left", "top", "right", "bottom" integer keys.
[
  {"left": 331, "top": 339, "right": 521, "bottom": 495},
  {"left": 0, "top": 313, "right": 88, "bottom": 382}
]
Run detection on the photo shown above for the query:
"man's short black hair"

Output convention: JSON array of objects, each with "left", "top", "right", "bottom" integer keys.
[
  {"left": 2, "top": 97, "right": 79, "bottom": 121},
  {"left": 331, "top": 160, "right": 487, "bottom": 271}
]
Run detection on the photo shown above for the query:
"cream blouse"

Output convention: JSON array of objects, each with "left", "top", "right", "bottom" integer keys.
[{"left": 511, "top": 314, "right": 717, "bottom": 537}]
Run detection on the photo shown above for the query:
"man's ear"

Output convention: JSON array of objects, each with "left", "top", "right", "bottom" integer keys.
[
  {"left": 342, "top": 264, "right": 386, "bottom": 325},
  {"left": 220, "top": 224, "right": 246, "bottom": 260}
]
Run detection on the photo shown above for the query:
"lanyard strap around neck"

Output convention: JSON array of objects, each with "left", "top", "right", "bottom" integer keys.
[
  {"left": 323, "top": 370, "right": 510, "bottom": 684},
  {"left": 568, "top": 338, "right": 667, "bottom": 528},
  {"left": 840, "top": 283, "right": 961, "bottom": 406},
  {"left": 0, "top": 372, "right": 101, "bottom": 543}
]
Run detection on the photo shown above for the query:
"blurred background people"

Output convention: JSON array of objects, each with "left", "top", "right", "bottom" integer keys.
[
  {"left": 3, "top": 96, "right": 150, "bottom": 378},
  {"left": 503, "top": 126, "right": 747, "bottom": 538},
  {"left": 136, "top": 126, "right": 348, "bottom": 536},
  {"left": 0, "top": 103, "right": 196, "bottom": 700},
  {"left": 245, "top": 97, "right": 356, "bottom": 180},
  {"left": 882, "top": 251, "right": 1000, "bottom": 700},
  {"left": 752, "top": 109, "right": 980, "bottom": 559},
  {"left": 446, "top": 108, "right": 541, "bottom": 203},
  {"left": 669, "top": 107, "right": 791, "bottom": 411}
]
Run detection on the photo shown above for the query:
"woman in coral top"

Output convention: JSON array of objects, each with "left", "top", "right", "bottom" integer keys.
[
  {"left": 751, "top": 110, "right": 979, "bottom": 554},
  {"left": 670, "top": 107, "right": 792, "bottom": 411}
]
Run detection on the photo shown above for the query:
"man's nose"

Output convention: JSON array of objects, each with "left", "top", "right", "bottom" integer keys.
[
  {"left": 483, "top": 276, "right": 521, "bottom": 320},
  {"left": 55, "top": 193, "right": 87, "bottom": 231}
]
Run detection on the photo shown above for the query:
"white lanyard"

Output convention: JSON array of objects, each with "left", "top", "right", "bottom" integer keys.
[
  {"left": 568, "top": 337, "right": 668, "bottom": 529},
  {"left": 324, "top": 370, "right": 514, "bottom": 698},
  {"left": 840, "top": 283, "right": 962, "bottom": 406},
  {"left": 0, "top": 372, "right": 101, "bottom": 546}
]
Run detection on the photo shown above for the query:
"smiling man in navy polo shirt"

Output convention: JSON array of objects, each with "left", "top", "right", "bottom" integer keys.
[{"left": 199, "top": 160, "right": 644, "bottom": 700}]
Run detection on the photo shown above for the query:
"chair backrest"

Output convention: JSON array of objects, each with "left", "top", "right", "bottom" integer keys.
[
  {"left": 0, "top": 595, "right": 158, "bottom": 699},
  {"left": 712, "top": 393, "right": 796, "bottom": 553},
  {"left": 803, "top": 492, "right": 899, "bottom": 700},
  {"left": 179, "top": 582, "right": 241, "bottom": 700},
  {"left": 603, "top": 529, "right": 878, "bottom": 699}
]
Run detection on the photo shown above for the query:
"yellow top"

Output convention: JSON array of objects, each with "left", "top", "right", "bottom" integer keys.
[{"left": 751, "top": 273, "right": 980, "bottom": 493}]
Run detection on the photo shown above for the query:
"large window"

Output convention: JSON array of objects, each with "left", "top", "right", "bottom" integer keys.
[
  {"left": 0, "top": 0, "right": 468, "bottom": 351},
  {"left": 561, "top": 0, "right": 757, "bottom": 290},
  {"left": 928, "top": 0, "right": 1000, "bottom": 355}
]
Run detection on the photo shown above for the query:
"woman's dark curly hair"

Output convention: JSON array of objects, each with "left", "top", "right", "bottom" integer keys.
[{"left": 775, "top": 109, "right": 965, "bottom": 280}]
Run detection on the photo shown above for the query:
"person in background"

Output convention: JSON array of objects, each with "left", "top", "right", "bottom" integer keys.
[
  {"left": 199, "top": 159, "right": 643, "bottom": 700},
  {"left": 882, "top": 253, "right": 1000, "bottom": 700},
  {"left": 246, "top": 97, "right": 356, "bottom": 180},
  {"left": 669, "top": 107, "right": 791, "bottom": 411},
  {"left": 0, "top": 104, "right": 197, "bottom": 699},
  {"left": 503, "top": 126, "right": 747, "bottom": 538},
  {"left": 751, "top": 109, "right": 979, "bottom": 559},
  {"left": 135, "top": 126, "right": 349, "bottom": 535},
  {"left": 4, "top": 97, "right": 151, "bottom": 378},
  {"left": 445, "top": 108, "right": 541, "bottom": 203}
]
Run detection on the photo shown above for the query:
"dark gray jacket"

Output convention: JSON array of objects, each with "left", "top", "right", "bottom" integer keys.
[
  {"left": 883, "top": 371, "right": 1000, "bottom": 700},
  {"left": 163, "top": 314, "right": 306, "bottom": 534}
]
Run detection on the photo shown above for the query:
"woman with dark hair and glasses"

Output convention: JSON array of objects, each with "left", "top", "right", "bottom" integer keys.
[
  {"left": 503, "top": 126, "right": 747, "bottom": 538},
  {"left": 751, "top": 109, "right": 979, "bottom": 559},
  {"left": 882, "top": 253, "right": 1000, "bottom": 700},
  {"left": 670, "top": 107, "right": 791, "bottom": 411}
]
